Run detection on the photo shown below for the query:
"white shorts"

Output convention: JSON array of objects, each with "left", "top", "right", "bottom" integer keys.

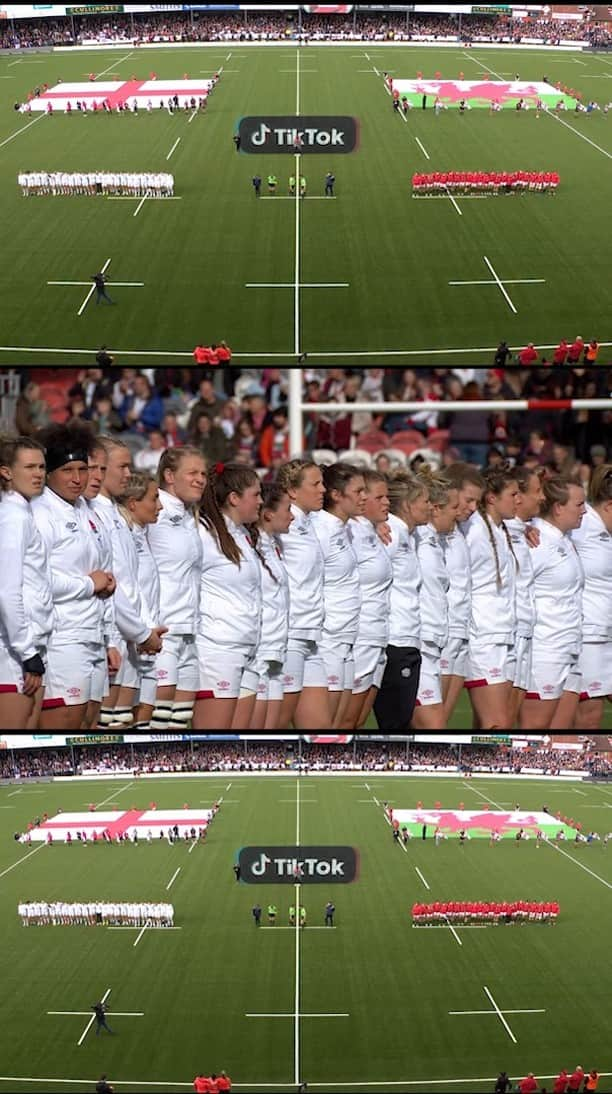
[
  {"left": 282, "top": 638, "right": 328, "bottom": 694},
  {"left": 90, "top": 650, "right": 109, "bottom": 704},
  {"left": 440, "top": 636, "right": 469, "bottom": 678},
  {"left": 527, "top": 650, "right": 581, "bottom": 701},
  {"left": 43, "top": 640, "right": 106, "bottom": 707},
  {"left": 115, "top": 638, "right": 138, "bottom": 689},
  {"left": 416, "top": 640, "right": 443, "bottom": 706},
  {"left": 352, "top": 644, "right": 387, "bottom": 695},
  {"left": 319, "top": 641, "right": 355, "bottom": 693},
  {"left": 243, "top": 657, "right": 285, "bottom": 703},
  {"left": 0, "top": 642, "right": 44, "bottom": 695},
  {"left": 155, "top": 633, "right": 199, "bottom": 693},
  {"left": 466, "top": 640, "right": 514, "bottom": 688},
  {"left": 196, "top": 640, "right": 256, "bottom": 700},
  {"left": 138, "top": 669, "right": 158, "bottom": 707},
  {"left": 577, "top": 640, "right": 612, "bottom": 699},
  {"left": 513, "top": 635, "right": 533, "bottom": 693}
]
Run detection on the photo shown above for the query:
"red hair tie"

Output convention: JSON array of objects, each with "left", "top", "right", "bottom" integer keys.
[{"left": 214, "top": 462, "right": 225, "bottom": 475}]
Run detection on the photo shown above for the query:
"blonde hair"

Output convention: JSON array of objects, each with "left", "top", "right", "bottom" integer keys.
[
  {"left": 588, "top": 464, "right": 612, "bottom": 506},
  {"left": 157, "top": 446, "right": 207, "bottom": 490},
  {"left": 386, "top": 468, "right": 427, "bottom": 516},
  {"left": 276, "top": 458, "right": 318, "bottom": 494},
  {"left": 116, "top": 471, "right": 155, "bottom": 528},
  {"left": 416, "top": 465, "right": 452, "bottom": 507},
  {"left": 539, "top": 475, "right": 578, "bottom": 517}
]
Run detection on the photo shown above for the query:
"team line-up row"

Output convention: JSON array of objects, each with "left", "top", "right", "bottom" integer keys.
[
  {"left": 17, "top": 172, "right": 175, "bottom": 196},
  {"left": 17, "top": 901, "right": 175, "bottom": 926},
  {"left": 0, "top": 434, "right": 611, "bottom": 734},
  {"left": 411, "top": 170, "right": 559, "bottom": 192},
  {"left": 412, "top": 901, "right": 560, "bottom": 923}
]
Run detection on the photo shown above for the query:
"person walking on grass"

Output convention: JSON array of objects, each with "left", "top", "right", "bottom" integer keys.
[
  {"left": 91, "top": 1000, "right": 114, "bottom": 1036},
  {"left": 91, "top": 270, "right": 114, "bottom": 306}
]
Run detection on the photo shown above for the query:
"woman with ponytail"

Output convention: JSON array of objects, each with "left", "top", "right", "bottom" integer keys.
[
  {"left": 194, "top": 462, "right": 263, "bottom": 729},
  {"left": 572, "top": 465, "right": 612, "bottom": 730},
  {"left": 412, "top": 467, "right": 457, "bottom": 730},
  {"left": 463, "top": 463, "right": 519, "bottom": 730},
  {"left": 521, "top": 475, "right": 586, "bottom": 730},
  {"left": 505, "top": 466, "right": 544, "bottom": 727},
  {"left": 243, "top": 481, "right": 292, "bottom": 730}
]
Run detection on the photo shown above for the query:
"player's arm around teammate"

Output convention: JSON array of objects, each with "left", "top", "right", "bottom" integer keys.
[
  {"left": 311, "top": 463, "right": 365, "bottom": 728},
  {"left": 340, "top": 470, "right": 393, "bottom": 731},
  {"left": 147, "top": 447, "right": 206, "bottom": 732},
  {"left": 0, "top": 437, "right": 52, "bottom": 729},
  {"left": 277, "top": 459, "right": 333, "bottom": 730},
  {"left": 520, "top": 476, "right": 586, "bottom": 730},
  {"left": 193, "top": 463, "right": 263, "bottom": 730},
  {"left": 571, "top": 465, "right": 612, "bottom": 730}
]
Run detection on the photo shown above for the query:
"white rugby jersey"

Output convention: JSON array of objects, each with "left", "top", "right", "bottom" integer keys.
[
  {"left": 256, "top": 530, "right": 290, "bottom": 663},
  {"left": 414, "top": 523, "right": 449, "bottom": 649},
  {"left": 31, "top": 488, "right": 103, "bottom": 641},
  {"left": 505, "top": 517, "right": 536, "bottom": 639},
  {"left": 0, "top": 491, "right": 53, "bottom": 660},
  {"left": 311, "top": 509, "right": 361, "bottom": 644},
  {"left": 385, "top": 512, "right": 421, "bottom": 649},
  {"left": 462, "top": 511, "right": 515, "bottom": 643},
  {"left": 347, "top": 516, "right": 392, "bottom": 646},
  {"left": 132, "top": 524, "right": 161, "bottom": 631},
  {"left": 279, "top": 505, "right": 325, "bottom": 641},
  {"left": 530, "top": 516, "right": 585, "bottom": 655},
  {"left": 441, "top": 524, "right": 471, "bottom": 640},
  {"left": 93, "top": 494, "right": 150, "bottom": 646},
  {"left": 86, "top": 497, "right": 115, "bottom": 645},
  {"left": 197, "top": 516, "right": 262, "bottom": 650},
  {"left": 147, "top": 489, "right": 202, "bottom": 634},
  {"left": 571, "top": 504, "right": 612, "bottom": 640}
]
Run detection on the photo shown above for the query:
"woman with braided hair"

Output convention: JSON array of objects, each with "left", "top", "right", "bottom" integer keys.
[
  {"left": 463, "top": 463, "right": 519, "bottom": 730},
  {"left": 194, "top": 462, "right": 263, "bottom": 730}
]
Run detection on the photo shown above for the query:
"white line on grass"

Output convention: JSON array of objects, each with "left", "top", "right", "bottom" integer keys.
[
  {"left": 133, "top": 924, "right": 148, "bottom": 948},
  {"left": 462, "top": 52, "right": 504, "bottom": 79},
  {"left": 483, "top": 986, "right": 517, "bottom": 1044},
  {"left": 188, "top": 109, "right": 198, "bottom": 123},
  {"left": 415, "top": 867, "right": 430, "bottom": 891},
  {"left": 572, "top": 787, "right": 587, "bottom": 796},
  {"left": 133, "top": 195, "right": 147, "bottom": 218},
  {"left": 188, "top": 839, "right": 198, "bottom": 854},
  {"left": 78, "top": 988, "right": 110, "bottom": 1046},
  {"left": 396, "top": 107, "right": 407, "bottom": 124},
  {"left": 0, "top": 113, "right": 45, "bottom": 151},
  {"left": 95, "top": 54, "right": 133, "bottom": 79},
  {"left": 166, "top": 867, "right": 181, "bottom": 891},
  {"left": 443, "top": 916, "right": 463, "bottom": 947},
  {"left": 78, "top": 257, "right": 111, "bottom": 317},
  {"left": 483, "top": 255, "right": 517, "bottom": 313},
  {"left": 414, "top": 136, "right": 430, "bottom": 159},
  {"left": 50, "top": 1011, "right": 144, "bottom": 1017},
  {"left": 546, "top": 840, "right": 612, "bottom": 890},
  {"left": 96, "top": 782, "right": 135, "bottom": 809},
  {"left": 166, "top": 137, "right": 181, "bottom": 161},
  {"left": 0, "top": 844, "right": 45, "bottom": 880},
  {"left": 227, "top": 52, "right": 232, "bottom": 60},
  {"left": 444, "top": 186, "right": 462, "bottom": 215},
  {"left": 8, "top": 789, "right": 22, "bottom": 797},
  {"left": 545, "top": 108, "right": 612, "bottom": 160}
]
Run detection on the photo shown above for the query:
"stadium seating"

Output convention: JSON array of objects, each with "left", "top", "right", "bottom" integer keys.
[
  {"left": 425, "top": 430, "right": 451, "bottom": 453},
  {"left": 311, "top": 449, "right": 339, "bottom": 466},
  {"left": 337, "top": 449, "right": 373, "bottom": 468},
  {"left": 356, "top": 429, "right": 393, "bottom": 453},
  {"left": 389, "top": 430, "right": 428, "bottom": 452},
  {"left": 374, "top": 448, "right": 409, "bottom": 468}
]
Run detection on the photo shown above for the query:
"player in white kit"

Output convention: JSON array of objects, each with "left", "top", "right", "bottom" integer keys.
[
  {"left": 571, "top": 465, "right": 612, "bottom": 729},
  {"left": 505, "top": 466, "right": 544, "bottom": 727}
]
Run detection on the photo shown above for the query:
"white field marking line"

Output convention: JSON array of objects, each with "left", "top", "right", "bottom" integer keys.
[
  {"left": 78, "top": 257, "right": 111, "bottom": 317},
  {"left": 188, "top": 109, "right": 198, "bottom": 124},
  {"left": 279, "top": 800, "right": 318, "bottom": 803},
  {"left": 572, "top": 787, "right": 587, "bottom": 796},
  {"left": 259, "top": 196, "right": 336, "bottom": 200},
  {"left": 397, "top": 836, "right": 408, "bottom": 855},
  {"left": 166, "top": 867, "right": 181, "bottom": 891},
  {"left": 227, "top": 783, "right": 232, "bottom": 791},
  {"left": 248, "top": 1013, "right": 349, "bottom": 1018},
  {"left": 279, "top": 70, "right": 318, "bottom": 73},
  {"left": 78, "top": 988, "right": 110, "bottom": 1046},
  {"left": 106, "top": 197, "right": 183, "bottom": 201},
  {"left": 49, "top": 281, "right": 144, "bottom": 287},
  {"left": 188, "top": 839, "right": 198, "bottom": 854},
  {"left": 133, "top": 195, "right": 147, "bottom": 218},
  {"left": 546, "top": 839, "right": 612, "bottom": 890},
  {"left": 0, "top": 113, "right": 45, "bottom": 151},
  {"left": 95, "top": 781, "right": 135, "bottom": 809},
  {"left": 444, "top": 186, "right": 462, "bottom": 215},
  {"left": 133, "top": 924, "right": 148, "bottom": 948},
  {"left": 545, "top": 108, "right": 612, "bottom": 160},
  {"left": 462, "top": 52, "right": 504, "bottom": 80},
  {"left": 166, "top": 137, "right": 181, "bottom": 161},
  {"left": 8, "top": 58, "right": 22, "bottom": 66},
  {"left": 0, "top": 806, "right": 16, "bottom": 809},
  {"left": 260, "top": 927, "right": 337, "bottom": 931},
  {"left": 450, "top": 1007, "right": 545, "bottom": 1015},
  {"left": 227, "top": 52, "right": 232, "bottom": 60},
  {"left": 414, "top": 136, "right": 430, "bottom": 160},
  {"left": 443, "top": 916, "right": 463, "bottom": 947},
  {"left": 108, "top": 926, "right": 182, "bottom": 931},
  {"left": 8, "top": 789, "right": 22, "bottom": 797},
  {"left": 483, "top": 986, "right": 517, "bottom": 1044},
  {"left": 95, "top": 53, "right": 133, "bottom": 79},
  {"left": 295, "top": 774, "right": 301, "bottom": 1088},
  {"left": 3, "top": 1078, "right": 612, "bottom": 1091},
  {"left": 572, "top": 57, "right": 587, "bottom": 65},
  {"left": 449, "top": 278, "right": 545, "bottom": 285},
  {"left": 0, "top": 844, "right": 45, "bottom": 880},
  {"left": 294, "top": 44, "right": 301, "bottom": 361},
  {"left": 397, "top": 106, "right": 407, "bottom": 124},
  {"left": 246, "top": 283, "right": 348, "bottom": 287},
  {"left": 49, "top": 1011, "right": 144, "bottom": 1017},
  {"left": 483, "top": 255, "right": 517, "bottom": 314},
  {"left": 415, "top": 867, "right": 430, "bottom": 891}
]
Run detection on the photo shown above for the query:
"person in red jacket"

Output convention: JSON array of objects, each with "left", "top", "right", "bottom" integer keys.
[
  {"left": 193, "top": 343, "right": 210, "bottom": 365},
  {"left": 217, "top": 1074, "right": 232, "bottom": 1093},
  {"left": 259, "top": 406, "right": 290, "bottom": 469},
  {"left": 567, "top": 1067, "right": 584, "bottom": 1092},
  {"left": 217, "top": 341, "right": 232, "bottom": 364},
  {"left": 553, "top": 1069, "right": 569, "bottom": 1094},
  {"left": 518, "top": 342, "right": 538, "bottom": 365},
  {"left": 193, "top": 1075, "right": 210, "bottom": 1094},
  {"left": 519, "top": 1074, "right": 538, "bottom": 1094},
  {"left": 567, "top": 336, "right": 584, "bottom": 364},
  {"left": 553, "top": 339, "right": 568, "bottom": 365}
]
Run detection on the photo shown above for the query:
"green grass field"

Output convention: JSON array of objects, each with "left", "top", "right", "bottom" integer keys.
[
  {"left": 364, "top": 689, "right": 612, "bottom": 730},
  {"left": 1, "top": 772, "right": 611, "bottom": 1093},
  {"left": 1, "top": 44, "right": 611, "bottom": 366}
]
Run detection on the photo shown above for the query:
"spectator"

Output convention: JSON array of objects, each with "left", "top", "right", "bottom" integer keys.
[
  {"left": 160, "top": 411, "right": 185, "bottom": 449},
  {"left": 193, "top": 342, "right": 210, "bottom": 365},
  {"left": 589, "top": 444, "right": 607, "bottom": 467},
  {"left": 111, "top": 368, "right": 138, "bottom": 410},
  {"left": 14, "top": 381, "right": 52, "bottom": 435},
  {"left": 259, "top": 405, "right": 290, "bottom": 469},
  {"left": 90, "top": 395, "right": 123, "bottom": 435},
  {"left": 133, "top": 428, "right": 167, "bottom": 472},
  {"left": 553, "top": 339, "right": 569, "bottom": 366},
  {"left": 188, "top": 411, "right": 231, "bottom": 465},
  {"left": 68, "top": 367, "right": 112, "bottom": 413},
  {"left": 242, "top": 387, "right": 269, "bottom": 435},
  {"left": 446, "top": 381, "right": 490, "bottom": 466},
  {"left": 233, "top": 417, "right": 258, "bottom": 466},
  {"left": 218, "top": 401, "right": 239, "bottom": 442},
  {"left": 567, "top": 337, "right": 584, "bottom": 365},
  {"left": 119, "top": 373, "right": 164, "bottom": 434},
  {"left": 187, "top": 378, "right": 226, "bottom": 432}
]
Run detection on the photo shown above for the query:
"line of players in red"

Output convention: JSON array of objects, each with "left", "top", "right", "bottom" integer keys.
[
  {"left": 412, "top": 170, "right": 559, "bottom": 193},
  {"left": 412, "top": 900, "right": 560, "bottom": 924}
]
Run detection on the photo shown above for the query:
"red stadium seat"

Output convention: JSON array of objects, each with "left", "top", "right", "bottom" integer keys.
[
  {"left": 389, "top": 430, "right": 427, "bottom": 452},
  {"left": 355, "top": 429, "right": 391, "bottom": 453},
  {"left": 425, "top": 430, "right": 451, "bottom": 452}
]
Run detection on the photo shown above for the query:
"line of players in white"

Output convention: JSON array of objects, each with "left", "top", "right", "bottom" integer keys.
[
  {"left": 18, "top": 901, "right": 175, "bottom": 927},
  {"left": 17, "top": 172, "right": 175, "bottom": 197}
]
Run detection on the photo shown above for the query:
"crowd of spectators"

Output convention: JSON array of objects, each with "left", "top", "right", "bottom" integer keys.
[
  {"left": 1, "top": 12, "right": 611, "bottom": 51},
  {"left": 1, "top": 741, "right": 610, "bottom": 781},
  {"left": 8, "top": 365, "right": 611, "bottom": 476}
]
